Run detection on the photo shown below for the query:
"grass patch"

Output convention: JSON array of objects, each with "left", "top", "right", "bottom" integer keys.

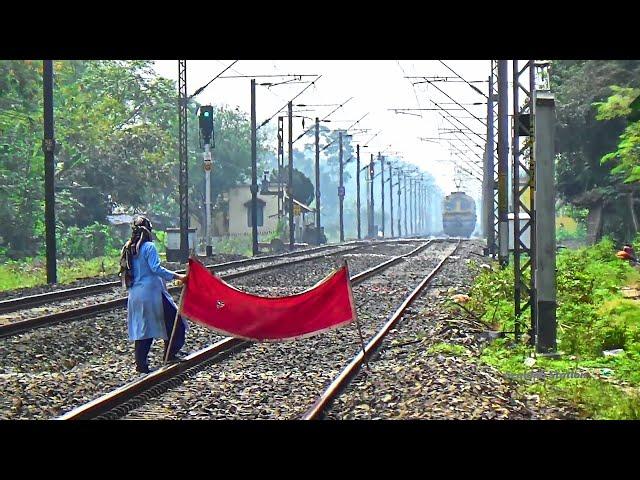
[
  {"left": 468, "top": 236, "right": 640, "bottom": 419},
  {"left": 0, "top": 256, "right": 120, "bottom": 291},
  {"left": 427, "top": 342, "right": 469, "bottom": 357}
]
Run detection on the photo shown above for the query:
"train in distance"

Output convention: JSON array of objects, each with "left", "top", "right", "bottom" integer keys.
[{"left": 442, "top": 190, "right": 477, "bottom": 238}]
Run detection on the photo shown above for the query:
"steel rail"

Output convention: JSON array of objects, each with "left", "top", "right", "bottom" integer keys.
[
  {"left": 0, "top": 241, "right": 366, "bottom": 315},
  {"left": 57, "top": 240, "right": 436, "bottom": 420},
  {"left": 0, "top": 239, "right": 425, "bottom": 338},
  {"left": 302, "top": 239, "right": 461, "bottom": 420}
]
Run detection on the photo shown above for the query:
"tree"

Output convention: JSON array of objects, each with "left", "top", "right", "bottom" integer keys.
[
  {"left": 594, "top": 86, "right": 640, "bottom": 234},
  {"left": 276, "top": 166, "right": 314, "bottom": 205},
  {"left": 0, "top": 60, "right": 279, "bottom": 258},
  {"left": 595, "top": 86, "right": 640, "bottom": 183},
  {"left": 551, "top": 60, "right": 640, "bottom": 242},
  {"left": 1, "top": 60, "right": 51, "bottom": 257}
]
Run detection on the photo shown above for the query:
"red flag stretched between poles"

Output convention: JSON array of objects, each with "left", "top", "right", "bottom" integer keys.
[{"left": 180, "top": 258, "right": 357, "bottom": 341}]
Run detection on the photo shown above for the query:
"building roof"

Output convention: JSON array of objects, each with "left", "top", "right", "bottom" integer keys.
[
  {"left": 283, "top": 193, "right": 314, "bottom": 212},
  {"left": 107, "top": 214, "right": 134, "bottom": 225},
  {"left": 228, "top": 184, "right": 314, "bottom": 213}
]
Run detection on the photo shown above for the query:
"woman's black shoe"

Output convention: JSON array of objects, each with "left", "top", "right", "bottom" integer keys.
[
  {"left": 164, "top": 351, "right": 187, "bottom": 364},
  {"left": 136, "top": 364, "right": 150, "bottom": 374},
  {"left": 165, "top": 355, "right": 185, "bottom": 364}
]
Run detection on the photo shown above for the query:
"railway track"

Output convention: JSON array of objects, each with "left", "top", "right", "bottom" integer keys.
[
  {"left": 0, "top": 241, "right": 375, "bottom": 315},
  {"left": 1, "top": 239, "right": 431, "bottom": 419},
  {"left": 303, "top": 239, "right": 461, "bottom": 419},
  {"left": 56, "top": 239, "right": 457, "bottom": 420},
  {"left": 0, "top": 240, "right": 413, "bottom": 338}
]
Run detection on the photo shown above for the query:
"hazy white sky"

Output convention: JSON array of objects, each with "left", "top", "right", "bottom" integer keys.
[{"left": 153, "top": 60, "right": 491, "bottom": 197}]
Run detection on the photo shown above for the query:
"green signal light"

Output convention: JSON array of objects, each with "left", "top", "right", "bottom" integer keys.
[{"left": 203, "top": 111, "right": 210, "bottom": 117}]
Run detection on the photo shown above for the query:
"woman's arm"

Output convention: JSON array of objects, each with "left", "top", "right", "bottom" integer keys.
[{"left": 144, "top": 243, "right": 182, "bottom": 282}]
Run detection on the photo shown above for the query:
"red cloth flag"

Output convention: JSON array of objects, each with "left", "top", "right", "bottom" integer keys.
[{"left": 179, "top": 258, "right": 357, "bottom": 341}]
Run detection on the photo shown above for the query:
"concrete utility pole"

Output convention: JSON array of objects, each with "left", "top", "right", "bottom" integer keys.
[
  {"left": 397, "top": 171, "right": 402, "bottom": 237},
  {"left": 416, "top": 180, "right": 420, "bottom": 234},
  {"left": 388, "top": 162, "right": 394, "bottom": 237},
  {"left": 366, "top": 162, "right": 371, "bottom": 237},
  {"left": 403, "top": 173, "right": 408, "bottom": 236},
  {"left": 339, "top": 132, "right": 345, "bottom": 242},
  {"left": 421, "top": 183, "right": 426, "bottom": 234},
  {"left": 356, "top": 144, "right": 361, "bottom": 240},
  {"left": 379, "top": 153, "right": 385, "bottom": 237},
  {"left": 409, "top": 178, "right": 414, "bottom": 235},
  {"left": 534, "top": 90, "right": 557, "bottom": 354},
  {"left": 418, "top": 182, "right": 423, "bottom": 234},
  {"left": 413, "top": 178, "right": 420, "bottom": 235},
  {"left": 497, "top": 60, "right": 509, "bottom": 266},
  {"left": 42, "top": 60, "right": 57, "bottom": 284},
  {"left": 369, "top": 154, "right": 375, "bottom": 237},
  {"left": 315, "top": 117, "right": 321, "bottom": 244},
  {"left": 288, "top": 101, "right": 294, "bottom": 249},
  {"left": 423, "top": 183, "right": 428, "bottom": 234},
  {"left": 250, "top": 79, "right": 259, "bottom": 256}
]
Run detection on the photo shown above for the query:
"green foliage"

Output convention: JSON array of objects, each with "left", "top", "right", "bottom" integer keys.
[
  {"left": 595, "top": 299, "right": 640, "bottom": 352},
  {"left": 471, "top": 238, "right": 640, "bottom": 419},
  {"left": 529, "top": 377, "right": 640, "bottom": 420},
  {"left": 214, "top": 236, "right": 252, "bottom": 257},
  {"left": 265, "top": 217, "right": 287, "bottom": 243},
  {"left": 556, "top": 204, "right": 588, "bottom": 242},
  {"left": 595, "top": 86, "right": 640, "bottom": 184},
  {"left": 467, "top": 261, "right": 518, "bottom": 331},
  {"left": 0, "top": 255, "right": 119, "bottom": 291},
  {"left": 154, "top": 230, "right": 167, "bottom": 254},
  {"left": 426, "top": 342, "right": 469, "bottom": 357},
  {"left": 551, "top": 60, "right": 640, "bottom": 240},
  {"left": 557, "top": 224, "right": 587, "bottom": 242},
  {"left": 0, "top": 60, "right": 273, "bottom": 260},
  {"left": 55, "top": 222, "right": 122, "bottom": 260}
]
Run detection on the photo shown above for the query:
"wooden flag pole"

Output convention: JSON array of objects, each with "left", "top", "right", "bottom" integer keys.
[
  {"left": 164, "top": 261, "right": 189, "bottom": 365},
  {"left": 345, "top": 259, "right": 369, "bottom": 371},
  {"left": 353, "top": 312, "right": 370, "bottom": 371}
]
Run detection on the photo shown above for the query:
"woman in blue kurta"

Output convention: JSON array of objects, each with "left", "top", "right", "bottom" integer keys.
[{"left": 120, "top": 216, "right": 188, "bottom": 373}]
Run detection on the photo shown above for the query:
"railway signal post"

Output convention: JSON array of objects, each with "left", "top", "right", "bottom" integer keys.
[{"left": 199, "top": 105, "right": 215, "bottom": 256}]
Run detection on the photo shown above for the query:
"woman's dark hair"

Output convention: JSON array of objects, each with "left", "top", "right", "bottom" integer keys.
[{"left": 119, "top": 215, "right": 154, "bottom": 287}]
